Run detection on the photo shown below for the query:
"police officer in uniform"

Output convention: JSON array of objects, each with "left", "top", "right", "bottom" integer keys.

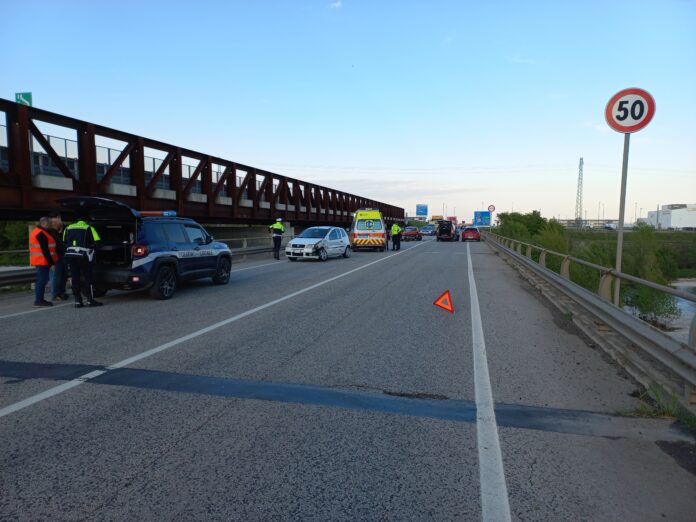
[
  {"left": 390, "top": 222, "right": 402, "bottom": 251},
  {"left": 268, "top": 218, "right": 285, "bottom": 260},
  {"left": 64, "top": 215, "right": 103, "bottom": 307}
]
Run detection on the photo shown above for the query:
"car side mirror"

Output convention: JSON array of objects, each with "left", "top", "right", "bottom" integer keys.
[{"left": 207, "top": 235, "right": 214, "bottom": 244}]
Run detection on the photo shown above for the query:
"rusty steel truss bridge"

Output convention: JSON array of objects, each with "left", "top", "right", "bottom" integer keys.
[{"left": 0, "top": 99, "right": 403, "bottom": 224}]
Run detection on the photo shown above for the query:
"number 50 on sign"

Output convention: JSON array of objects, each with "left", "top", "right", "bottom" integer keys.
[{"left": 605, "top": 88, "right": 655, "bottom": 133}]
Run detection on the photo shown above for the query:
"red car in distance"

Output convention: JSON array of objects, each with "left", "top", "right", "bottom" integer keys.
[
  {"left": 462, "top": 227, "right": 481, "bottom": 242},
  {"left": 401, "top": 226, "right": 422, "bottom": 241}
]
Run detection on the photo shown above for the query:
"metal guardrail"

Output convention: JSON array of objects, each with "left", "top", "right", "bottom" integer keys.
[
  {"left": 485, "top": 232, "right": 696, "bottom": 410},
  {"left": 0, "top": 240, "right": 282, "bottom": 287}
]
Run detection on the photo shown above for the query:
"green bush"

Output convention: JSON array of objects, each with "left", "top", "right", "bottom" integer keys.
[{"left": 4, "top": 222, "right": 30, "bottom": 249}]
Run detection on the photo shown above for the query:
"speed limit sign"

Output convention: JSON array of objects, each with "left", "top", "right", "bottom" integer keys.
[
  {"left": 604, "top": 87, "right": 655, "bottom": 307},
  {"left": 605, "top": 88, "right": 655, "bottom": 133},
  {"left": 487, "top": 205, "right": 495, "bottom": 212}
]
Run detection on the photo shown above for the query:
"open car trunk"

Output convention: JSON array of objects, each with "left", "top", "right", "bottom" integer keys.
[
  {"left": 58, "top": 197, "right": 138, "bottom": 267},
  {"left": 92, "top": 223, "right": 135, "bottom": 266}
]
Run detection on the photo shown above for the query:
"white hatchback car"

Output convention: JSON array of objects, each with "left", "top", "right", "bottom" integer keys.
[{"left": 285, "top": 226, "right": 351, "bottom": 261}]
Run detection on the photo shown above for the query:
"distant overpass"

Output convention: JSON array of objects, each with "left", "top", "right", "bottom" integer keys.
[{"left": 0, "top": 99, "right": 404, "bottom": 224}]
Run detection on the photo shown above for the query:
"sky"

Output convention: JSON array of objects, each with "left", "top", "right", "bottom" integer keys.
[{"left": 1, "top": 0, "right": 695, "bottom": 223}]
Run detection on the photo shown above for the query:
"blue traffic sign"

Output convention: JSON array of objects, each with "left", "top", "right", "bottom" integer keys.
[
  {"left": 473, "top": 211, "right": 491, "bottom": 227},
  {"left": 416, "top": 204, "right": 428, "bottom": 217}
]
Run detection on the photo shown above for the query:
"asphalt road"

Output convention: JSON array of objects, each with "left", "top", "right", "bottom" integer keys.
[{"left": 1, "top": 238, "right": 695, "bottom": 521}]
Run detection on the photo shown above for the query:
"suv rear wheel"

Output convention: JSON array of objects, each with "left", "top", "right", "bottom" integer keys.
[
  {"left": 149, "top": 265, "right": 177, "bottom": 300},
  {"left": 212, "top": 256, "right": 231, "bottom": 285}
]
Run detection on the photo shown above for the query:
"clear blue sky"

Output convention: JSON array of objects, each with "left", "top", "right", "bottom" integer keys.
[{"left": 2, "top": 0, "right": 694, "bottom": 222}]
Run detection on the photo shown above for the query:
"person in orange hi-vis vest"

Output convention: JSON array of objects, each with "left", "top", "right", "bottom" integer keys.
[{"left": 29, "top": 216, "right": 59, "bottom": 307}]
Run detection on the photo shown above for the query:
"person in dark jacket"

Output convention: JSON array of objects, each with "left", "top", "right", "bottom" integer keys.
[
  {"left": 48, "top": 211, "right": 69, "bottom": 301},
  {"left": 64, "top": 215, "right": 103, "bottom": 307}
]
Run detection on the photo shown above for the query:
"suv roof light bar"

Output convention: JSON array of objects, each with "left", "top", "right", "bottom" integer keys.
[{"left": 138, "top": 210, "right": 177, "bottom": 217}]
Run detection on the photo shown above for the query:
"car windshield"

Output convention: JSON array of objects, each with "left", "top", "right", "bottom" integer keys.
[
  {"left": 298, "top": 228, "right": 329, "bottom": 239},
  {"left": 465, "top": 228, "right": 478, "bottom": 232},
  {"left": 404, "top": 227, "right": 417, "bottom": 231},
  {"left": 355, "top": 219, "right": 383, "bottom": 231}
]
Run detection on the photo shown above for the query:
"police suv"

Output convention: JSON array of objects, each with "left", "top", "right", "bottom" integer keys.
[{"left": 59, "top": 197, "right": 232, "bottom": 299}]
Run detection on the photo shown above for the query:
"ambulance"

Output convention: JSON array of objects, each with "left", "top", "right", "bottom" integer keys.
[{"left": 350, "top": 208, "right": 387, "bottom": 251}]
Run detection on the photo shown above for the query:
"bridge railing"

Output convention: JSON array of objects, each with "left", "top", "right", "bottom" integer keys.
[
  {"left": 0, "top": 100, "right": 404, "bottom": 224},
  {"left": 485, "top": 231, "right": 696, "bottom": 412},
  {"left": 485, "top": 232, "right": 696, "bottom": 348}
]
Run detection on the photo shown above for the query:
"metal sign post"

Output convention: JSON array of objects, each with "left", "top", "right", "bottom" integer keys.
[
  {"left": 605, "top": 88, "right": 655, "bottom": 306},
  {"left": 614, "top": 133, "right": 630, "bottom": 305}
]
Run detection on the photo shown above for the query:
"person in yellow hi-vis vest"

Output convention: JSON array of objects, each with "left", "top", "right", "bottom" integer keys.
[
  {"left": 64, "top": 217, "right": 103, "bottom": 307},
  {"left": 268, "top": 218, "right": 285, "bottom": 260},
  {"left": 390, "top": 222, "right": 402, "bottom": 251}
]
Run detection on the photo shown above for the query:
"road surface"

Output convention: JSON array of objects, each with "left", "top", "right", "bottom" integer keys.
[{"left": 1, "top": 238, "right": 694, "bottom": 521}]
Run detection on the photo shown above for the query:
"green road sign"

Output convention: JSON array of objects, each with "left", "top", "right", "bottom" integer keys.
[{"left": 15, "top": 92, "right": 32, "bottom": 106}]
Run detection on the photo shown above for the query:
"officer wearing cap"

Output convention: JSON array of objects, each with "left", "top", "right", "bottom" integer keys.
[{"left": 268, "top": 218, "right": 285, "bottom": 260}]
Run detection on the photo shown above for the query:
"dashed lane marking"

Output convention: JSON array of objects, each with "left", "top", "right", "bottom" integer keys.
[{"left": 0, "top": 302, "right": 72, "bottom": 320}]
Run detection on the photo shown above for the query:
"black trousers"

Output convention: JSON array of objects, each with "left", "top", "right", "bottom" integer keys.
[
  {"left": 392, "top": 234, "right": 401, "bottom": 250},
  {"left": 272, "top": 235, "right": 282, "bottom": 259},
  {"left": 67, "top": 254, "right": 95, "bottom": 302}
]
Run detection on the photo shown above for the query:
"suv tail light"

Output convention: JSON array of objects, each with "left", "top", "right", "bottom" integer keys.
[{"left": 131, "top": 245, "right": 149, "bottom": 257}]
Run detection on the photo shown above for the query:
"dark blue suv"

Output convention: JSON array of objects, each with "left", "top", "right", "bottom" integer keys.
[{"left": 59, "top": 197, "right": 232, "bottom": 299}]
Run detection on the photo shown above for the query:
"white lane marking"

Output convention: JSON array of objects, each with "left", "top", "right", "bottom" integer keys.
[
  {"left": 0, "top": 261, "right": 309, "bottom": 321},
  {"left": 0, "top": 241, "right": 427, "bottom": 419},
  {"left": 466, "top": 242, "right": 512, "bottom": 522},
  {"left": 0, "top": 302, "right": 72, "bottom": 320},
  {"left": 231, "top": 261, "right": 280, "bottom": 273}
]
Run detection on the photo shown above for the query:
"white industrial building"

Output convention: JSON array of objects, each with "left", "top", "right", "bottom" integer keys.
[{"left": 646, "top": 204, "right": 696, "bottom": 230}]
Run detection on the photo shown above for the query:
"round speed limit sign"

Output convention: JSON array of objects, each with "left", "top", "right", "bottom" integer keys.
[{"left": 605, "top": 88, "right": 655, "bottom": 133}]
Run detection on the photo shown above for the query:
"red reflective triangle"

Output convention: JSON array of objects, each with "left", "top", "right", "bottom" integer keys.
[{"left": 434, "top": 290, "right": 454, "bottom": 313}]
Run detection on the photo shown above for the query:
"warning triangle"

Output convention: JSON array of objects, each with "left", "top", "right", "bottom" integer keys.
[{"left": 434, "top": 290, "right": 454, "bottom": 313}]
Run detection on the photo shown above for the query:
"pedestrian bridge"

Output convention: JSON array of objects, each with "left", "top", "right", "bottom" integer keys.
[{"left": 0, "top": 98, "right": 403, "bottom": 224}]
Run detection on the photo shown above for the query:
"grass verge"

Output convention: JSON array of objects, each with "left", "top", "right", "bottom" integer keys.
[{"left": 619, "top": 384, "right": 696, "bottom": 435}]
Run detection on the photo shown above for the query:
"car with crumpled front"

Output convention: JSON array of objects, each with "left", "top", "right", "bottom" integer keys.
[{"left": 285, "top": 226, "right": 351, "bottom": 261}]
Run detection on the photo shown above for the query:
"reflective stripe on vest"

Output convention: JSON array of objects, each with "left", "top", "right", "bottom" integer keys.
[{"left": 29, "top": 228, "right": 58, "bottom": 266}]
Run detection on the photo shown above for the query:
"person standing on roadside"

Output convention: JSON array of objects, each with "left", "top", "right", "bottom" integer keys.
[
  {"left": 64, "top": 215, "right": 103, "bottom": 308},
  {"left": 268, "top": 218, "right": 285, "bottom": 260},
  {"left": 48, "top": 210, "right": 69, "bottom": 301},
  {"left": 390, "top": 222, "right": 402, "bottom": 251},
  {"left": 29, "top": 216, "right": 58, "bottom": 307}
]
